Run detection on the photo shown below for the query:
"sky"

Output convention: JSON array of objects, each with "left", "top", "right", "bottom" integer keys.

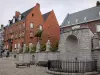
[{"left": 0, "top": 0, "right": 98, "bottom": 26}]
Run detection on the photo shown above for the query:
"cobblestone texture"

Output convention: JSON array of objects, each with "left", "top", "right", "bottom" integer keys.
[{"left": 0, "top": 57, "right": 51, "bottom": 75}]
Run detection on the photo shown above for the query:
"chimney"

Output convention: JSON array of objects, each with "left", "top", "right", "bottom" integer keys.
[
  {"left": 15, "top": 11, "right": 20, "bottom": 17},
  {"left": 96, "top": 1, "right": 100, "bottom": 7}
]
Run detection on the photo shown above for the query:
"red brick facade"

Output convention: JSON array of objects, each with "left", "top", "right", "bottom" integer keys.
[{"left": 4, "top": 3, "right": 60, "bottom": 51}]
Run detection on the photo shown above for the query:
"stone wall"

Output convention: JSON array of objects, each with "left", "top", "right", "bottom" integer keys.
[
  {"left": 58, "top": 28, "right": 94, "bottom": 61},
  {"left": 35, "top": 51, "right": 60, "bottom": 63}
]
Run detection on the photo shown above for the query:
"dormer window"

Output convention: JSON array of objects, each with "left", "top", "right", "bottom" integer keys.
[
  {"left": 18, "top": 15, "right": 21, "bottom": 20},
  {"left": 96, "top": 24, "right": 100, "bottom": 32},
  {"left": 76, "top": 19, "right": 78, "bottom": 23},
  {"left": 39, "top": 25, "right": 43, "bottom": 30},
  {"left": 13, "top": 18, "right": 15, "bottom": 23},
  {"left": 68, "top": 21, "right": 70, "bottom": 25},
  {"left": 8, "top": 20, "right": 11, "bottom": 25},
  {"left": 84, "top": 17, "right": 87, "bottom": 21},
  {"left": 99, "top": 12, "right": 100, "bottom": 17}
]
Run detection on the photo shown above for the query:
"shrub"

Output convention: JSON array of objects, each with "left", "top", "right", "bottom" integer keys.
[
  {"left": 40, "top": 44, "right": 46, "bottom": 51},
  {"left": 50, "top": 41, "right": 59, "bottom": 52},
  {"left": 24, "top": 46, "right": 29, "bottom": 53},
  {"left": 29, "top": 46, "right": 36, "bottom": 53}
]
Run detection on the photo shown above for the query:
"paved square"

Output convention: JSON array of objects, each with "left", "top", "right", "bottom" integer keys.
[{"left": 0, "top": 57, "right": 52, "bottom": 75}]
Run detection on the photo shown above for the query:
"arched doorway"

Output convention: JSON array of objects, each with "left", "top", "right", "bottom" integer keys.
[
  {"left": 30, "top": 55, "right": 35, "bottom": 65},
  {"left": 66, "top": 35, "right": 79, "bottom": 60}
]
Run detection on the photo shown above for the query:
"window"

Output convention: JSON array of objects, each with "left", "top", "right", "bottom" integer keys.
[
  {"left": 68, "top": 21, "right": 70, "bottom": 25},
  {"left": 39, "top": 25, "right": 43, "bottom": 30},
  {"left": 7, "top": 45, "right": 8, "bottom": 49},
  {"left": 15, "top": 44, "right": 17, "bottom": 49},
  {"left": 19, "top": 25, "right": 21, "bottom": 29},
  {"left": 32, "top": 14, "right": 34, "bottom": 17},
  {"left": 23, "top": 23, "right": 25, "bottom": 28},
  {"left": 84, "top": 17, "right": 87, "bottom": 21},
  {"left": 76, "top": 19, "right": 78, "bottom": 23},
  {"left": 24, "top": 44, "right": 26, "bottom": 47},
  {"left": 30, "top": 32, "right": 33, "bottom": 37},
  {"left": 96, "top": 24, "right": 100, "bottom": 32},
  {"left": 18, "top": 43, "right": 20, "bottom": 49},
  {"left": 13, "top": 18, "right": 15, "bottom": 23},
  {"left": 30, "top": 23, "right": 34, "bottom": 28},
  {"left": 18, "top": 15, "right": 21, "bottom": 20},
  {"left": 99, "top": 12, "right": 100, "bottom": 17}
]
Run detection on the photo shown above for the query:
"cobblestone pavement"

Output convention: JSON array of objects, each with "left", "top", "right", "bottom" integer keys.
[{"left": 0, "top": 57, "right": 52, "bottom": 75}]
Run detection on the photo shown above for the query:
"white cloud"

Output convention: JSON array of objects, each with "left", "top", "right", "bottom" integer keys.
[{"left": 0, "top": 0, "right": 97, "bottom": 26}]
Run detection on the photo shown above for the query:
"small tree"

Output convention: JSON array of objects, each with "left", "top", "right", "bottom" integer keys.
[{"left": 35, "top": 30, "right": 43, "bottom": 42}]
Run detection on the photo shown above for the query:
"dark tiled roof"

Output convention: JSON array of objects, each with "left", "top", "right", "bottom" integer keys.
[
  {"left": 21, "top": 7, "right": 33, "bottom": 20},
  {"left": 61, "top": 6, "right": 100, "bottom": 27},
  {"left": 9, "top": 7, "right": 33, "bottom": 26},
  {"left": 42, "top": 11, "right": 51, "bottom": 21}
]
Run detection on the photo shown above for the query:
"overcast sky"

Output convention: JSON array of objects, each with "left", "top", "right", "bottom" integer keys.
[{"left": 0, "top": 0, "right": 98, "bottom": 26}]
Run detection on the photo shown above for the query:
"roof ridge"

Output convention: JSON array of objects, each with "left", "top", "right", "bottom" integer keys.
[
  {"left": 21, "top": 7, "right": 34, "bottom": 15},
  {"left": 69, "top": 6, "right": 96, "bottom": 15},
  {"left": 61, "top": 6, "right": 100, "bottom": 27}
]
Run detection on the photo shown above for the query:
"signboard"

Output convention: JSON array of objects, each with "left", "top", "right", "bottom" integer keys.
[{"left": 72, "top": 25, "right": 80, "bottom": 30}]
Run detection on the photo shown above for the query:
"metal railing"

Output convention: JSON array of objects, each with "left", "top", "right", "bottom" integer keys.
[{"left": 48, "top": 60, "right": 97, "bottom": 73}]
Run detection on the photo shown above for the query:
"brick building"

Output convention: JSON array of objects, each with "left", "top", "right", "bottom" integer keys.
[
  {"left": 0, "top": 25, "right": 4, "bottom": 52},
  {"left": 4, "top": 3, "right": 60, "bottom": 52}
]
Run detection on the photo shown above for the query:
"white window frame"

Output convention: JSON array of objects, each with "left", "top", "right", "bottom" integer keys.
[
  {"left": 15, "top": 44, "right": 17, "bottom": 49},
  {"left": 18, "top": 15, "right": 21, "bottom": 20},
  {"left": 30, "top": 23, "right": 34, "bottom": 28},
  {"left": 39, "top": 25, "right": 43, "bottom": 30}
]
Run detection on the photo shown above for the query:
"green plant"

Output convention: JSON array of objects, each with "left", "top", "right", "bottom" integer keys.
[
  {"left": 29, "top": 46, "right": 36, "bottom": 53},
  {"left": 40, "top": 44, "right": 46, "bottom": 51},
  {"left": 24, "top": 46, "right": 29, "bottom": 53},
  {"left": 35, "top": 30, "right": 43, "bottom": 42},
  {"left": 50, "top": 41, "right": 59, "bottom": 52}
]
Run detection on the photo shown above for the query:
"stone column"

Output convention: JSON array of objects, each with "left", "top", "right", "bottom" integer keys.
[
  {"left": 36, "top": 42, "right": 40, "bottom": 52},
  {"left": 46, "top": 40, "right": 51, "bottom": 52},
  {"left": 23, "top": 44, "right": 26, "bottom": 53},
  {"left": 29, "top": 43, "right": 33, "bottom": 52}
]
